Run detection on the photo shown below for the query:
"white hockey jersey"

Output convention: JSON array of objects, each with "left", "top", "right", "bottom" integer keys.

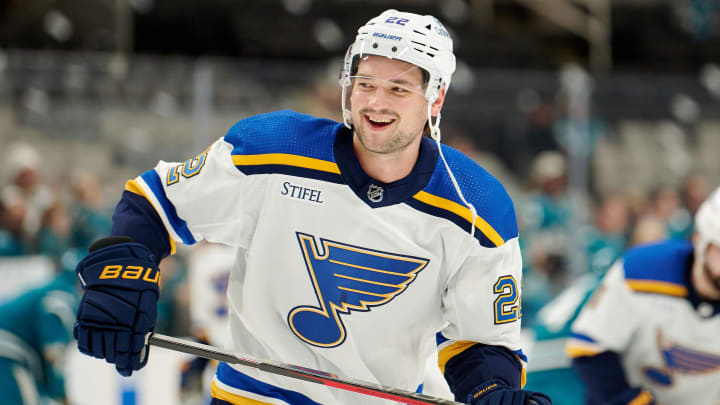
[
  {"left": 568, "top": 240, "right": 720, "bottom": 405},
  {"left": 125, "top": 110, "right": 523, "bottom": 404}
]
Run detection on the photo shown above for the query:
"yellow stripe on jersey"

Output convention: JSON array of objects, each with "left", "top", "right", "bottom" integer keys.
[
  {"left": 565, "top": 344, "right": 604, "bottom": 359},
  {"left": 124, "top": 179, "right": 177, "bottom": 255},
  {"left": 438, "top": 341, "right": 478, "bottom": 374},
  {"left": 210, "top": 381, "right": 274, "bottom": 404},
  {"left": 628, "top": 390, "right": 655, "bottom": 405},
  {"left": 514, "top": 354, "right": 527, "bottom": 388},
  {"left": 232, "top": 153, "right": 341, "bottom": 174},
  {"left": 125, "top": 178, "right": 145, "bottom": 196},
  {"left": 625, "top": 280, "right": 688, "bottom": 297},
  {"left": 412, "top": 191, "right": 505, "bottom": 247}
]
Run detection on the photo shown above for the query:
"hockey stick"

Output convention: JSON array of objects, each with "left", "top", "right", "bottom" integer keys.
[{"left": 149, "top": 333, "right": 464, "bottom": 405}]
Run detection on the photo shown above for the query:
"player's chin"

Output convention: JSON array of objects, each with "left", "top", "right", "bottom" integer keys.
[{"left": 356, "top": 132, "right": 396, "bottom": 154}]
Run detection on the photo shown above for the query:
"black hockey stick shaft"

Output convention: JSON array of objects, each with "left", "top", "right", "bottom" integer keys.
[{"left": 149, "top": 333, "right": 464, "bottom": 405}]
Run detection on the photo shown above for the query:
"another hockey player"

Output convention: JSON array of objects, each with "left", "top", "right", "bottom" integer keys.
[
  {"left": 72, "top": 9, "right": 551, "bottom": 405},
  {"left": 0, "top": 250, "right": 80, "bottom": 404},
  {"left": 567, "top": 186, "right": 720, "bottom": 405}
]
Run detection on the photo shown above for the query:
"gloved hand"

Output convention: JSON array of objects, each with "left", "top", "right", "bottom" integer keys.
[
  {"left": 468, "top": 379, "right": 552, "bottom": 405},
  {"left": 74, "top": 236, "right": 161, "bottom": 376}
]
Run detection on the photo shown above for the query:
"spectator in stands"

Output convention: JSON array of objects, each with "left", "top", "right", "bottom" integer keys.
[
  {"left": 552, "top": 96, "right": 607, "bottom": 160},
  {"left": 629, "top": 216, "right": 669, "bottom": 247},
  {"left": 680, "top": 174, "right": 709, "bottom": 216},
  {"left": 518, "top": 151, "right": 572, "bottom": 324},
  {"left": 0, "top": 192, "right": 32, "bottom": 256},
  {"left": 522, "top": 151, "right": 571, "bottom": 232},
  {"left": 648, "top": 185, "right": 693, "bottom": 240},
  {"left": 2, "top": 142, "right": 53, "bottom": 238},
  {"left": 584, "top": 194, "right": 630, "bottom": 275},
  {"left": 69, "top": 171, "right": 111, "bottom": 251},
  {"left": 520, "top": 151, "right": 571, "bottom": 284},
  {"left": 37, "top": 201, "right": 73, "bottom": 261},
  {"left": 0, "top": 249, "right": 81, "bottom": 404},
  {"left": 516, "top": 99, "right": 560, "bottom": 176}
]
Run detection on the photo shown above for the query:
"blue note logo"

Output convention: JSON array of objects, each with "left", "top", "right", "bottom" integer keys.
[
  {"left": 288, "top": 233, "right": 429, "bottom": 348},
  {"left": 643, "top": 329, "right": 720, "bottom": 386}
]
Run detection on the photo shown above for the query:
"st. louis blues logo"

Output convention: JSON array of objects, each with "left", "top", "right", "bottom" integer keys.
[
  {"left": 288, "top": 233, "right": 429, "bottom": 348},
  {"left": 644, "top": 329, "right": 720, "bottom": 386}
]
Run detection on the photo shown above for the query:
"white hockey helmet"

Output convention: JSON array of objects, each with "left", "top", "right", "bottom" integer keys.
[
  {"left": 339, "top": 9, "right": 456, "bottom": 129},
  {"left": 693, "top": 186, "right": 720, "bottom": 295},
  {"left": 695, "top": 187, "right": 720, "bottom": 250}
]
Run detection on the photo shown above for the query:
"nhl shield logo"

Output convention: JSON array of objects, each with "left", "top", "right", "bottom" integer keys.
[{"left": 367, "top": 184, "right": 384, "bottom": 203}]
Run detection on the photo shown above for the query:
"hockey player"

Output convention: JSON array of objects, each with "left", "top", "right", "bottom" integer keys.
[
  {"left": 567, "top": 186, "right": 720, "bottom": 405},
  {"left": 0, "top": 250, "right": 80, "bottom": 404},
  {"left": 72, "top": 9, "right": 551, "bottom": 405}
]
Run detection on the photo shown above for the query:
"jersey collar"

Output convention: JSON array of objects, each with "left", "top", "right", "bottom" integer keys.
[{"left": 333, "top": 126, "right": 438, "bottom": 208}]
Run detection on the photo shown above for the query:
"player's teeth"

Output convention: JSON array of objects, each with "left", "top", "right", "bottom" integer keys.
[{"left": 369, "top": 117, "right": 393, "bottom": 123}]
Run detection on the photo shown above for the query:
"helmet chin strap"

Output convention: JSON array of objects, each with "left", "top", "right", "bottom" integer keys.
[
  {"left": 427, "top": 102, "right": 440, "bottom": 141},
  {"left": 341, "top": 84, "right": 351, "bottom": 129},
  {"left": 427, "top": 101, "right": 479, "bottom": 238}
]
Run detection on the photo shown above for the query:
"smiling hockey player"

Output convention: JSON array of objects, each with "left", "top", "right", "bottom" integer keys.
[{"left": 72, "top": 9, "right": 550, "bottom": 405}]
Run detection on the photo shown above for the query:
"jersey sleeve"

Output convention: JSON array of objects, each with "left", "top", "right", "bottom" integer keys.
[
  {"left": 437, "top": 237, "right": 525, "bottom": 394},
  {"left": 119, "top": 135, "right": 259, "bottom": 252},
  {"left": 428, "top": 145, "right": 523, "bottom": 364},
  {"left": 435, "top": 184, "right": 525, "bottom": 399},
  {"left": 439, "top": 237, "right": 523, "bottom": 348},
  {"left": 567, "top": 260, "right": 641, "bottom": 357}
]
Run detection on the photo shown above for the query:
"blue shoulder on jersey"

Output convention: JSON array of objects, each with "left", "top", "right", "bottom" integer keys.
[
  {"left": 225, "top": 111, "right": 517, "bottom": 247},
  {"left": 622, "top": 239, "right": 692, "bottom": 297},
  {"left": 407, "top": 145, "right": 518, "bottom": 248},
  {"left": 224, "top": 110, "right": 345, "bottom": 184}
]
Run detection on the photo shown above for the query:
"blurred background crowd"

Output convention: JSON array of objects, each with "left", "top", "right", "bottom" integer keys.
[{"left": 1, "top": 0, "right": 720, "bottom": 404}]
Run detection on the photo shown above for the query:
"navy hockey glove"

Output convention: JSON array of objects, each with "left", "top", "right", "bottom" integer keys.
[
  {"left": 468, "top": 379, "right": 552, "bottom": 405},
  {"left": 74, "top": 236, "right": 161, "bottom": 376}
]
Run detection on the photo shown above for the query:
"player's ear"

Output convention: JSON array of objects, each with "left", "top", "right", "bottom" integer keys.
[{"left": 430, "top": 86, "right": 447, "bottom": 116}]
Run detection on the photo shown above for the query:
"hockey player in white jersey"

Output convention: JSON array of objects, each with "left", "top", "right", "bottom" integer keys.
[
  {"left": 567, "top": 186, "right": 720, "bottom": 405},
  {"left": 72, "top": 9, "right": 551, "bottom": 405}
]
